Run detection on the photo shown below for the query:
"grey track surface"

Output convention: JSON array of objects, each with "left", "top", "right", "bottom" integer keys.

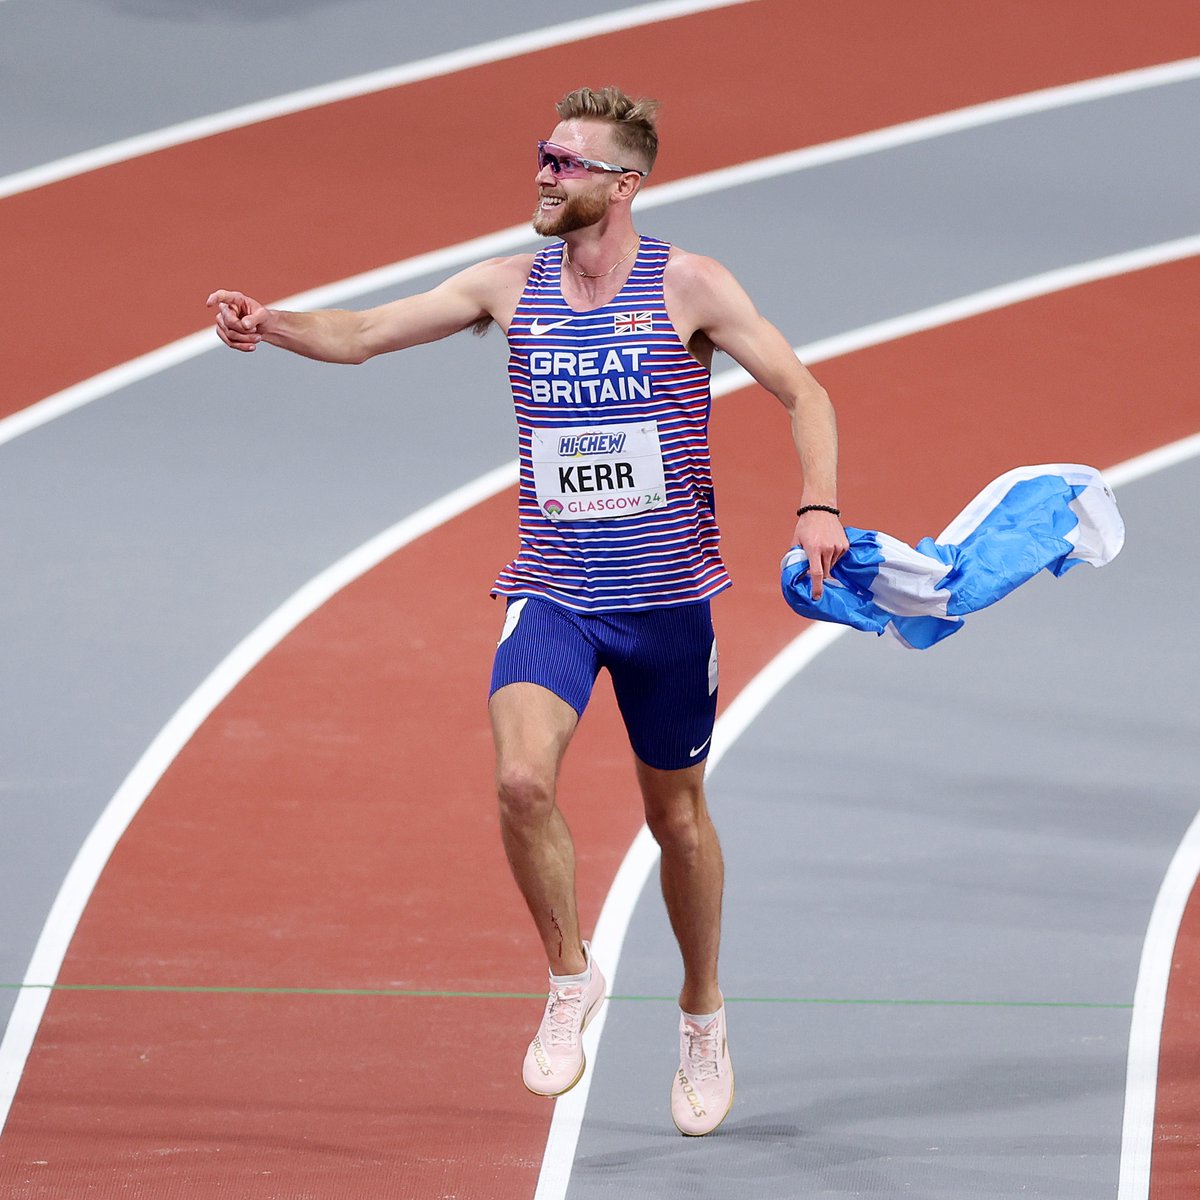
[
  {"left": 572, "top": 463, "right": 1200, "bottom": 1198},
  {"left": 0, "top": 0, "right": 651, "bottom": 177},
  {"left": 1, "top": 4, "right": 1197, "bottom": 1194}
]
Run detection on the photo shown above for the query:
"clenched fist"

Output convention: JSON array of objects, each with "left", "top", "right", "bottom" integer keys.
[{"left": 206, "top": 290, "right": 270, "bottom": 352}]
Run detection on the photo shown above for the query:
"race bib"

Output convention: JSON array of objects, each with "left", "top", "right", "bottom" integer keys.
[{"left": 531, "top": 422, "right": 667, "bottom": 521}]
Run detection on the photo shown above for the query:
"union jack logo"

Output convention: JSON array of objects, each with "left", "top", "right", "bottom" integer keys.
[{"left": 614, "top": 311, "right": 654, "bottom": 334}]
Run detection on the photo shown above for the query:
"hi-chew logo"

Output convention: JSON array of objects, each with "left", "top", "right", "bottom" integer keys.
[
  {"left": 558, "top": 431, "right": 627, "bottom": 456},
  {"left": 615, "top": 311, "right": 653, "bottom": 334}
]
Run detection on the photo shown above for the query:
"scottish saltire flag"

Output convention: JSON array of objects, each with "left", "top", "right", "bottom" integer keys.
[{"left": 781, "top": 465, "right": 1125, "bottom": 649}]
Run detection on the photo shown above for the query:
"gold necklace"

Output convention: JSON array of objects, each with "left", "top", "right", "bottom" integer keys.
[{"left": 563, "top": 238, "right": 639, "bottom": 279}]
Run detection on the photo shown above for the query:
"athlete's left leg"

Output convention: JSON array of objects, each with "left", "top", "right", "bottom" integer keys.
[
  {"left": 608, "top": 601, "right": 732, "bottom": 1133},
  {"left": 638, "top": 757, "right": 734, "bottom": 1134},
  {"left": 635, "top": 758, "right": 724, "bottom": 1015}
]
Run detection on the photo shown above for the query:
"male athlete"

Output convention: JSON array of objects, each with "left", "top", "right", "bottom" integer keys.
[{"left": 208, "top": 86, "right": 846, "bottom": 1137}]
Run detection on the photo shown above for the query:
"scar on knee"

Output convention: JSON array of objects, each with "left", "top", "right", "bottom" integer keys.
[{"left": 549, "top": 908, "right": 564, "bottom": 959}]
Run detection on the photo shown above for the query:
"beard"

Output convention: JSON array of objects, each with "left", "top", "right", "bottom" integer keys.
[{"left": 532, "top": 185, "right": 610, "bottom": 237}]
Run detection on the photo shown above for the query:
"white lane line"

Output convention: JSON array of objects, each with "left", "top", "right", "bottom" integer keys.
[
  {"left": 1106, "top": 433, "right": 1200, "bottom": 489},
  {"left": 0, "top": 226, "right": 535, "bottom": 450},
  {"left": 2, "top": 195, "right": 1196, "bottom": 452},
  {"left": 1118, "top": 808, "right": 1200, "bottom": 1200},
  {"left": 7, "top": 233, "right": 1194, "bottom": 452},
  {"left": 2, "top": 36, "right": 1196, "bottom": 203},
  {"left": 641, "top": 56, "right": 1200, "bottom": 210},
  {"left": 1111, "top": 431, "right": 1200, "bottom": 1200},
  {"left": 0, "top": 0, "right": 754, "bottom": 201},
  {"left": 0, "top": 461, "right": 519, "bottom": 1136},
  {"left": 534, "top": 623, "right": 848, "bottom": 1200},
  {"left": 4, "top": 50, "right": 1198, "bottom": 207},
  {"left": 2, "top": 56, "right": 1194, "bottom": 445},
  {"left": 702, "top": 236, "right": 1200, "bottom": 393},
  {"left": 0, "top": 19, "right": 1194, "bottom": 451}
]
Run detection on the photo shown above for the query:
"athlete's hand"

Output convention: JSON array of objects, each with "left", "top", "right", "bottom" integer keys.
[
  {"left": 206, "top": 289, "right": 270, "bottom": 352},
  {"left": 793, "top": 509, "right": 848, "bottom": 601}
]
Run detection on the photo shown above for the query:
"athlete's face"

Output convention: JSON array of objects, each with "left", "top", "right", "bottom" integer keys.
[{"left": 532, "top": 121, "right": 626, "bottom": 237}]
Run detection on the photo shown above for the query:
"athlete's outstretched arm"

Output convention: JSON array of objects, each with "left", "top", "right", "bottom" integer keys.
[
  {"left": 206, "top": 256, "right": 527, "bottom": 363},
  {"left": 666, "top": 252, "right": 848, "bottom": 597}
]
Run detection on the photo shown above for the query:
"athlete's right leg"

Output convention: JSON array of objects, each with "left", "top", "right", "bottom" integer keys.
[
  {"left": 492, "top": 681, "right": 608, "bottom": 1097},
  {"left": 489, "top": 680, "right": 586, "bottom": 975},
  {"left": 489, "top": 597, "right": 607, "bottom": 1095}
]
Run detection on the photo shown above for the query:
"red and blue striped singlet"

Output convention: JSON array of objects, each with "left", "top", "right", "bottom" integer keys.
[{"left": 492, "top": 236, "right": 732, "bottom": 612}]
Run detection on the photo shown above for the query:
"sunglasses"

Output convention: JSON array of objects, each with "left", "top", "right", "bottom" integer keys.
[{"left": 537, "top": 140, "right": 648, "bottom": 179}]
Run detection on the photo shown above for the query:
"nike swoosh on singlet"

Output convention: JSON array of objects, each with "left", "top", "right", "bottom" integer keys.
[{"left": 529, "top": 316, "right": 575, "bottom": 336}]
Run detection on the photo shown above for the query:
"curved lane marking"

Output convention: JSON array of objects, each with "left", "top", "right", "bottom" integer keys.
[
  {"left": 2, "top": 49, "right": 1197, "bottom": 451},
  {"left": 535, "top": 623, "right": 849, "bottom": 1200},
  {"left": 0, "top": 461, "right": 518, "bottom": 1134},
  {"left": 0, "top": 0, "right": 754, "bottom": 201},
  {"left": 5, "top": 235, "right": 1195, "bottom": 454},
  {"left": 1, "top": 244, "right": 1195, "bottom": 1140},
  {"left": 1113, "top": 462, "right": 1200, "bottom": 1200},
  {"left": 1120, "top": 811, "right": 1200, "bottom": 1200},
  {"left": 7, "top": 12, "right": 1197, "bottom": 428},
  {"left": 2, "top": 44, "right": 1194, "bottom": 204},
  {"left": 643, "top": 56, "right": 1200, "bottom": 208},
  {"left": 542, "top": 429, "right": 1200, "bottom": 1200}
]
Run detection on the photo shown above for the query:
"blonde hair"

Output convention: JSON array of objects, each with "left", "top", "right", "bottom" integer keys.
[{"left": 556, "top": 85, "right": 660, "bottom": 174}]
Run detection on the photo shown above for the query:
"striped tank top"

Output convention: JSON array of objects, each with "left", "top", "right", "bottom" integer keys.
[{"left": 492, "top": 236, "right": 731, "bottom": 612}]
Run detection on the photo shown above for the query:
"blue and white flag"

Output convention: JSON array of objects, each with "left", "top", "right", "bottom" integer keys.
[{"left": 781, "top": 464, "right": 1125, "bottom": 649}]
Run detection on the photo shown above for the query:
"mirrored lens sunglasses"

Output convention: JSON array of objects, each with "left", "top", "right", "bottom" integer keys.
[{"left": 537, "top": 140, "right": 647, "bottom": 179}]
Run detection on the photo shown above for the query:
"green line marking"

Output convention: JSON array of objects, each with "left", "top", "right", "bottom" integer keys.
[
  {"left": 0, "top": 982, "right": 1131, "bottom": 1009},
  {"left": 2, "top": 983, "right": 545, "bottom": 1000}
]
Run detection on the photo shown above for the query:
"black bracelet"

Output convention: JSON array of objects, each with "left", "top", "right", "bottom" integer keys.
[{"left": 796, "top": 503, "right": 841, "bottom": 517}]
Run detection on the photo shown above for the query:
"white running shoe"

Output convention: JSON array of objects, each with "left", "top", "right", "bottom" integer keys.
[
  {"left": 522, "top": 948, "right": 607, "bottom": 1097},
  {"left": 671, "top": 1005, "right": 734, "bottom": 1135}
]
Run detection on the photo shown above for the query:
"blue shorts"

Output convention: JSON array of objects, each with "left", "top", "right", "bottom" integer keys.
[{"left": 489, "top": 596, "right": 719, "bottom": 771}]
